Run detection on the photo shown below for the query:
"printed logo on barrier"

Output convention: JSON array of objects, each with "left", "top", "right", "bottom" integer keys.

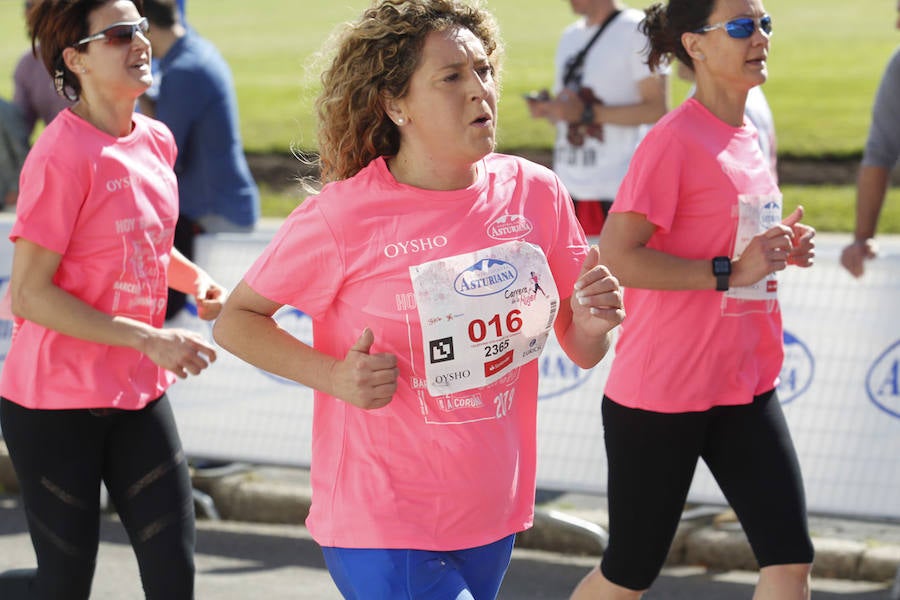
[
  {"left": 487, "top": 214, "right": 533, "bottom": 240},
  {"left": 0, "top": 277, "right": 12, "bottom": 362},
  {"left": 778, "top": 329, "right": 814, "bottom": 405},
  {"left": 453, "top": 258, "right": 518, "bottom": 297},
  {"left": 537, "top": 337, "right": 592, "bottom": 401},
  {"left": 429, "top": 337, "right": 454, "bottom": 364},
  {"left": 866, "top": 339, "right": 900, "bottom": 418},
  {"left": 256, "top": 307, "right": 314, "bottom": 386}
]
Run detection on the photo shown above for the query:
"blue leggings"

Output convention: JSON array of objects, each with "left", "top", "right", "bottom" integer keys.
[
  {"left": 0, "top": 396, "right": 195, "bottom": 600},
  {"left": 322, "top": 534, "right": 516, "bottom": 600}
]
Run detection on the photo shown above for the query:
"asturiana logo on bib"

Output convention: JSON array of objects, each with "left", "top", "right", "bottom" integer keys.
[
  {"left": 761, "top": 200, "right": 781, "bottom": 228},
  {"left": 487, "top": 215, "right": 533, "bottom": 240},
  {"left": 454, "top": 258, "right": 518, "bottom": 297},
  {"left": 867, "top": 339, "right": 900, "bottom": 418}
]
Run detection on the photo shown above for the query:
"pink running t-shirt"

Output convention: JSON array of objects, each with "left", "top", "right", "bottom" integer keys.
[
  {"left": 605, "top": 98, "right": 784, "bottom": 413},
  {"left": 1, "top": 109, "right": 179, "bottom": 410},
  {"left": 244, "top": 154, "right": 587, "bottom": 551}
]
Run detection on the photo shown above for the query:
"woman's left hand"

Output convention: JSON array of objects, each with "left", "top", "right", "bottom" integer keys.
[
  {"left": 784, "top": 206, "right": 816, "bottom": 268},
  {"left": 571, "top": 245, "right": 625, "bottom": 336},
  {"left": 195, "top": 278, "right": 227, "bottom": 321}
]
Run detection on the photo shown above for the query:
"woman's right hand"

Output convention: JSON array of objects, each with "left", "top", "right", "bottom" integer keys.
[
  {"left": 139, "top": 327, "right": 217, "bottom": 379},
  {"left": 330, "top": 328, "right": 398, "bottom": 410}
]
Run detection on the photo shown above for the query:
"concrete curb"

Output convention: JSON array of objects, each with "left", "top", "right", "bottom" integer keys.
[
  {"left": 187, "top": 468, "right": 900, "bottom": 584},
  {"left": 1, "top": 444, "right": 898, "bottom": 583}
]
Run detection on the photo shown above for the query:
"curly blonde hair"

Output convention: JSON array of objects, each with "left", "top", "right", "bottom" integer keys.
[{"left": 315, "top": 0, "right": 503, "bottom": 183}]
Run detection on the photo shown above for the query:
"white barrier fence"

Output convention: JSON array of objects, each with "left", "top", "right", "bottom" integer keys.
[{"left": 0, "top": 214, "right": 898, "bottom": 520}]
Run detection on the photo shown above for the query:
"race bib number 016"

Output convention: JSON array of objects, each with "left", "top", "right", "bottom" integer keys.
[{"left": 409, "top": 241, "right": 559, "bottom": 396}]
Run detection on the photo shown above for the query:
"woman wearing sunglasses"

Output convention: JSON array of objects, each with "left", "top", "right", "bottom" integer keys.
[
  {"left": 569, "top": 1, "right": 816, "bottom": 599},
  {"left": 0, "top": 1, "right": 225, "bottom": 598}
]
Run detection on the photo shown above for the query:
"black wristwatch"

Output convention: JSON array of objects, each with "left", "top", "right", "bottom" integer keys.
[
  {"left": 580, "top": 100, "right": 595, "bottom": 126},
  {"left": 712, "top": 256, "right": 731, "bottom": 291}
]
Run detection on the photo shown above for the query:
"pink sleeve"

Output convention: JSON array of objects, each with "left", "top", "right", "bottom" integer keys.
[
  {"left": 140, "top": 113, "right": 178, "bottom": 169},
  {"left": 612, "top": 129, "right": 684, "bottom": 234},
  {"left": 243, "top": 199, "right": 344, "bottom": 318},
  {"left": 547, "top": 171, "right": 588, "bottom": 293},
  {"left": 11, "top": 154, "right": 85, "bottom": 254}
]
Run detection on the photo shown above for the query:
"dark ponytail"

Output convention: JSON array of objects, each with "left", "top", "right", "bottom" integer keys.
[{"left": 640, "top": 0, "right": 716, "bottom": 71}]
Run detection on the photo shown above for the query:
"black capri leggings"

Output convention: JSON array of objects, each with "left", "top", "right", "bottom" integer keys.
[
  {"left": 600, "top": 390, "right": 815, "bottom": 591},
  {"left": 0, "top": 395, "right": 195, "bottom": 600}
]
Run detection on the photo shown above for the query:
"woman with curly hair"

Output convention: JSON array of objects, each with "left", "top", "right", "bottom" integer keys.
[{"left": 213, "top": 0, "right": 624, "bottom": 597}]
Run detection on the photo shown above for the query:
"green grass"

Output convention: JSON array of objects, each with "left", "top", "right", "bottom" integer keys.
[
  {"left": 3, "top": 0, "right": 895, "bottom": 156},
  {"left": 2, "top": 0, "right": 899, "bottom": 231},
  {"left": 256, "top": 181, "right": 900, "bottom": 235},
  {"left": 258, "top": 183, "right": 305, "bottom": 218},
  {"left": 767, "top": 1, "right": 897, "bottom": 158},
  {"left": 784, "top": 184, "right": 900, "bottom": 233}
]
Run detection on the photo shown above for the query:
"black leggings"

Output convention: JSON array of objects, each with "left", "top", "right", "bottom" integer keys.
[
  {"left": 0, "top": 396, "right": 195, "bottom": 600},
  {"left": 600, "top": 390, "right": 815, "bottom": 591}
]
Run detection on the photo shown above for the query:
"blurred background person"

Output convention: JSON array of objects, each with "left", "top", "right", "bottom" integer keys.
[
  {"left": 0, "top": 99, "right": 29, "bottom": 209},
  {"left": 144, "top": 0, "right": 185, "bottom": 101},
  {"left": 0, "top": 0, "right": 225, "bottom": 597},
  {"left": 140, "top": 0, "right": 259, "bottom": 318},
  {"left": 525, "top": 0, "right": 668, "bottom": 236},
  {"left": 840, "top": 0, "right": 900, "bottom": 278},
  {"left": 13, "top": 0, "right": 74, "bottom": 140},
  {"left": 4, "top": 0, "right": 74, "bottom": 208}
]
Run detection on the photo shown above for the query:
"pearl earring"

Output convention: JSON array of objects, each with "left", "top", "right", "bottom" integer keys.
[
  {"left": 695, "top": 53, "right": 705, "bottom": 61},
  {"left": 396, "top": 117, "right": 405, "bottom": 126}
]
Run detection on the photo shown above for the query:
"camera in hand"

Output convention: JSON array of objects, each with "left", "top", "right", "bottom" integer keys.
[
  {"left": 566, "top": 87, "right": 604, "bottom": 147},
  {"left": 523, "top": 90, "right": 550, "bottom": 102}
]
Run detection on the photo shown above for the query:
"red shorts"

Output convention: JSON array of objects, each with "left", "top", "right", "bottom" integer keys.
[{"left": 573, "top": 199, "right": 613, "bottom": 236}]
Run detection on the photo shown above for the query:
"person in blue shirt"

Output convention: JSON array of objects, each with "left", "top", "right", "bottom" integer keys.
[
  {"left": 140, "top": 0, "right": 259, "bottom": 317},
  {"left": 144, "top": 0, "right": 185, "bottom": 101}
]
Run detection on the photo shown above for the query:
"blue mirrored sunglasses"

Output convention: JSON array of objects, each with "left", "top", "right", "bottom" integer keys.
[
  {"left": 694, "top": 15, "right": 773, "bottom": 39},
  {"left": 75, "top": 18, "right": 149, "bottom": 47}
]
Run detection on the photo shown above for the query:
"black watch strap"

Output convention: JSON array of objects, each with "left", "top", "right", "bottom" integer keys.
[{"left": 712, "top": 256, "right": 731, "bottom": 291}]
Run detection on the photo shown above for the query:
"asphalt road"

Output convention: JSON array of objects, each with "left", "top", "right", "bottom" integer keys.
[{"left": 0, "top": 495, "right": 892, "bottom": 599}]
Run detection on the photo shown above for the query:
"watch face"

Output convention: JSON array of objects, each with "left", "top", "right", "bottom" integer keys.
[{"left": 713, "top": 257, "right": 731, "bottom": 275}]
